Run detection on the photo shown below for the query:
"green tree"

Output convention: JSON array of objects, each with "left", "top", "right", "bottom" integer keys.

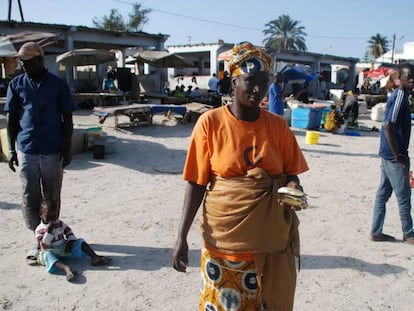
[
  {"left": 367, "top": 33, "right": 390, "bottom": 60},
  {"left": 128, "top": 2, "right": 152, "bottom": 32},
  {"left": 93, "top": 2, "right": 151, "bottom": 32},
  {"left": 263, "top": 15, "right": 307, "bottom": 52},
  {"left": 93, "top": 8, "right": 127, "bottom": 32}
]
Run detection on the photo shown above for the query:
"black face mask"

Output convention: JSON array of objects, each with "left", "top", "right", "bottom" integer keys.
[{"left": 20, "top": 56, "right": 45, "bottom": 79}]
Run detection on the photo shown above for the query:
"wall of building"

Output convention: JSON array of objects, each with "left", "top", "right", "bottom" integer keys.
[
  {"left": 166, "top": 42, "right": 233, "bottom": 92},
  {"left": 0, "top": 21, "right": 168, "bottom": 94},
  {"left": 376, "top": 41, "right": 414, "bottom": 64}
]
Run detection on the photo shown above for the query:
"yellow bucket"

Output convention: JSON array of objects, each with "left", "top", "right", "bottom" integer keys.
[{"left": 306, "top": 130, "right": 320, "bottom": 144}]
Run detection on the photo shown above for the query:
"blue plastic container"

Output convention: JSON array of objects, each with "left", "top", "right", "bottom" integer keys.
[
  {"left": 320, "top": 107, "right": 331, "bottom": 127},
  {"left": 345, "top": 130, "right": 361, "bottom": 136},
  {"left": 291, "top": 107, "right": 323, "bottom": 129}
]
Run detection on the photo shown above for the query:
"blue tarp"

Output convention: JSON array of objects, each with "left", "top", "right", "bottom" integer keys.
[{"left": 280, "top": 65, "right": 319, "bottom": 83}]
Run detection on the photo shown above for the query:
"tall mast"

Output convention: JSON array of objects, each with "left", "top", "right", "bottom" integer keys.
[{"left": 7, "top": 0, "right": 25, "bottom": 21}]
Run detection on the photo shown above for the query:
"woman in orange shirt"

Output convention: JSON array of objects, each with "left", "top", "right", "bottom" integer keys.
[{"left": 172, "top": 42, "right": 309, "bottom": 311}]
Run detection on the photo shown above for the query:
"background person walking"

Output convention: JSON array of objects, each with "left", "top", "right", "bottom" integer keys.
[
  {"left": 370, "top": 63, "right": 414, "bottom": 244},
  {"left": 268, "top": 72, "right": 285, "bottom": 116}
]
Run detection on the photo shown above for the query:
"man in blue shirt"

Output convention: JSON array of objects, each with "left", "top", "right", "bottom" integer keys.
[
  {"left": 4, "top": 42, "right": 77, "bottom": 263},
  {"left": 268, "top": 72, "right": 285, "bottom": 116},
  {"left": 207, "top": 73, "right": 219, "bottom": 93},
  {"left": 370, "top": 63, "right": 414, "bottom": 244}
]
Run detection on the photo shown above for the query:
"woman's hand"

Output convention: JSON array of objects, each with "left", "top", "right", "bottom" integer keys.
[
  {"left": 278, "top": 183, "right": 307, "bottom": 211},
  {"left": 278, "top": 199, "right": 305, "bottom": 211},
  {"left": 172, "top": 238, "right": 189, "bottom": 273},
  {"left": 286, "top": 181, "right": 302, "bottom": 191}
]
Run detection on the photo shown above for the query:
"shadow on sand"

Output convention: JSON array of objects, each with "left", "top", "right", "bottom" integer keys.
[
  {"left": 0, "top": 201, "right": 21, "bottom": 210},
  {"left": 70, "top": 243, "right": 200, "bottom": 272},
  {"left": 68, "top": 243, "right": 405, "bottom": 278},
  {"left": 300, "top": 254, "right": 406, "bottom": 276}
]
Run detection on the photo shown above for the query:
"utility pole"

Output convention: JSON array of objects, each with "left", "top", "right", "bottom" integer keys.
[
  {"left": 391, "top": 33, "right": 396, "bottom": 64},
  {"left": 391, "top": 34, "right": 405, "bottom": 64},
  {"left": 7, "top": 0, "right": 25, "bottom": 22}
]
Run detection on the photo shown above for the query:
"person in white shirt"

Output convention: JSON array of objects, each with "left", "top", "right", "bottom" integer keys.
[{"left": 35, "top": 199, "right": 112, "bottom": 282}]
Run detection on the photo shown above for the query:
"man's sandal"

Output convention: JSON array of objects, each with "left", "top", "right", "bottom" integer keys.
[{"left": 25, "top": 248, "right": 40, "bottom": 266}]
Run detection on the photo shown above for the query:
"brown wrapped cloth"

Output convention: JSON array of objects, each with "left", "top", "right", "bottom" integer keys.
[{"left": 201, "top": 167, "right": 300, "bottom": 310}]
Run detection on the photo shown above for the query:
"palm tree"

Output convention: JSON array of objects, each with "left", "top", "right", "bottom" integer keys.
[
  {"left": 263, "top": 15, "right": 307, "bottom": 52},
  {"left": 367, "top": 33, "right": 390, "bottom": 60}
]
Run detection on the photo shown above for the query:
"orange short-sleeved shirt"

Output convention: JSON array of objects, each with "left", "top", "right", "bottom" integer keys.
[{"left": 183, "top": 106, "right": 308, "bottom": 185}]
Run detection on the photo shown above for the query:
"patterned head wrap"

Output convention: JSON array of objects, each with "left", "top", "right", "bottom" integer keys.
[{"left": 228, "top": 41, "right": 272, "bottom": 77}]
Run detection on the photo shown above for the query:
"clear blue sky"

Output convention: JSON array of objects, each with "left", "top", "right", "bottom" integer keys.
[{"left": 2, "top": 0, "right": 413, "bottom": 59}]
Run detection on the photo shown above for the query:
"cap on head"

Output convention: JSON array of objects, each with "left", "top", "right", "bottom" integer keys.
[
  {"left": 15, "top": 42, "right": 44, "bottom": 60},
  {"left": 228, "top": 41, "right": 271, "bottom": 77}
]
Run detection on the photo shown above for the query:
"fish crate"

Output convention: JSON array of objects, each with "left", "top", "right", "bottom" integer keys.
[{"left": 291, "top": 107, "right": 323, "bottom": 130}]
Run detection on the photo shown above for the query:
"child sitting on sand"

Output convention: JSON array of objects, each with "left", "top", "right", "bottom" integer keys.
[{"left": 34, "top": 199, "right": 112, "bottom": 282}]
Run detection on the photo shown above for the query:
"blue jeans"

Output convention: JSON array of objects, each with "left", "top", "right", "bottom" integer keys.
[
  {"left": 39, "top": 239, "right": 87, "bottom": 273},
  {"left": 18, "top": 152, "right": 63, "bottom": 231},
  {"left": 371, "top": 158, "right": 413, "bottom": 238}
]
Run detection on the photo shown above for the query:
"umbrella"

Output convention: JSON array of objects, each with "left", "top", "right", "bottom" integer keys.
[
  {"left": 364, "top": 67, "right": 399, "bottom": 91},
  {"left": 280, "top": 65, "right": 318, "bottom": 83},
  {"left": 131, "top": 50, "right": 191, "bottom": 68},
  {"left": 364, "top": 67, "right": 398, "bottom": 79},
  {"left": 56, "top": 48, "right": 116, "bottom": 66},
  {"left": 0, "top": 31, "right": 58, "bottom": 79},
  {"left": 0, "top": 31, "right": 58, "bottom": 57}
]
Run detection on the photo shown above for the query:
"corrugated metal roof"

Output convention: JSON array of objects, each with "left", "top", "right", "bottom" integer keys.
[{"left": 0, "top": 20, "right": 168, "bottom": 39}]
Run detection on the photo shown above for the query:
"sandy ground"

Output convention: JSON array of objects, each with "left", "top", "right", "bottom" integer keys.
[{"left": 1, "top": 108, "right": 414, "bottom": 311}]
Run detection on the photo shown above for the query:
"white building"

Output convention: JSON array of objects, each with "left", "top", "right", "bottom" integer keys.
[
  {"left": 167, "top": 42, "right": 359, "bottom": 96},
  {"left": 166, "top": 40, "right": 233, "bottom": 90},
  {"left": 376, "top": 41, "right": 414, "bottom": 64}
]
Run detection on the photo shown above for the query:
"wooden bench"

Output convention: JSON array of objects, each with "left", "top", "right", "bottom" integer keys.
[{"left": 93, "top": 104, "right": 152, "bottom": 128}]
